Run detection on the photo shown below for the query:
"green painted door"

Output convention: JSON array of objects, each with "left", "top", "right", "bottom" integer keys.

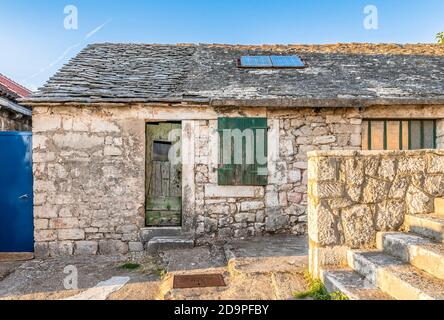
[{"left": 146, "top": 122, "right": 182, "bottom": 226}]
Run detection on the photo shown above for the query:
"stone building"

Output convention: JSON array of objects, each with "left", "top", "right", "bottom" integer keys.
[
  {"left": 22, "top": 43, "right": 444, "bottom": 257},
  {"left": 0, "top": 74, "right": 32, "bottom": 131}
]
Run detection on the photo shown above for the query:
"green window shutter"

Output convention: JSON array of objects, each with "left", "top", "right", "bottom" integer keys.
[{"left": 218, "top": 117, "right": 268, "bottom": 186}]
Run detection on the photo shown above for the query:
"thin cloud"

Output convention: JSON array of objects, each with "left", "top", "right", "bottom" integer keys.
[
  {"left": 85, "top": 19, "right": 112, "bottom": 40},
  {"left": 23, "top": 19, "right": 111, "bottom": 86}
]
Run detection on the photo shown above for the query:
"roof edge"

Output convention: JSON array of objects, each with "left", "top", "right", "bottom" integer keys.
[{"left": 19, "top": 97, "right": 444, "bottom": 108}]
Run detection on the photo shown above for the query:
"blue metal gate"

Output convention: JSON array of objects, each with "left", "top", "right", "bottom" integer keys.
[{"left": 0, "top": 132, "right": 34, "bottom": 252}]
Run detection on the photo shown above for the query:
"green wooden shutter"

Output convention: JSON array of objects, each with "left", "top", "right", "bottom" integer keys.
[{"left": 218, "top": 117, "right": 268, "bottom": 186}]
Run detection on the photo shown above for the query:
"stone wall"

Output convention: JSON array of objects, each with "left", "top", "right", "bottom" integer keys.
[
  {"left": 193, "top": 108, "right": 361, "bottom": 242},
  {"left": 32, "top": 104, "right": 360, "bottom": 256},
  {"left": 308, "top": 149, "right": 444, "bottom": 277},
  {"left": 0, "top": 107, "right": 31, "bottom": 131}
]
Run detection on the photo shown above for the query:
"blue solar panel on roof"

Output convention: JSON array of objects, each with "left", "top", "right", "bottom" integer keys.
[
  {"left": 270, "top": 56, "right": 305, "bottom": 67},
  {"left": 240, "top": 56, "right": 272, "bottom": 67},
  {"left": 239, "top": 55, "right": 304, "bottom": 68}
]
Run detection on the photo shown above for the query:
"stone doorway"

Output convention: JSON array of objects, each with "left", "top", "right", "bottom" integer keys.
[{"left": 145, "top": 122, "right": 182, "bottom": 227}]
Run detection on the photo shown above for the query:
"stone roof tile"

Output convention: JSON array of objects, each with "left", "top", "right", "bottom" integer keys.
[{"left": 25, "top": 43, "right": 444, "bottom": 107}]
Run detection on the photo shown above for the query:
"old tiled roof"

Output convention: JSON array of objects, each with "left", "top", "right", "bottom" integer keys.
[
  {"left": 24, "top": 43, "right": 444, "bottom": 107},
  {"left": 0, "top": 74, "right": 32, "bottom": 101}
]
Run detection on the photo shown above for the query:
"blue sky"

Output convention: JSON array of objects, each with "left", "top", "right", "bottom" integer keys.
[{"left": 1, "top": 0, "right": 443, "bottom": 90}]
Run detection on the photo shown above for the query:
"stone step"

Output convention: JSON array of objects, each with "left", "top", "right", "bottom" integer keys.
[
  {"left": 348, "top": 250, "right": 444, "bottom": 300},
  {"left": 320, "top": 267, "right": 392, "bottom": 300},
  {"left": 140, "top": 227, "right": 183, "bottom": 243},
  {"left": 405, "top": 214, "right": 444, "bottom": 243},
  {"left": 435, "top": 198, "right": 444, "bottom": 217},
  {"left": 145, "top": 237, "right": 194, "bottom": 253},
  {"left": 377, "top": 232, "right": 444, "bottom": 280}
]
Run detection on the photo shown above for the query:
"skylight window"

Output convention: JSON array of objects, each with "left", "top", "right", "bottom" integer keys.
[{"left": 238, "top": 55, "right": 305, "bottom": 68}]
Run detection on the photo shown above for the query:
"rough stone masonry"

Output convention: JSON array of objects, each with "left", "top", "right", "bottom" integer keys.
[
  {"left": 308, "top": 149, "right": 444, "bottom": 277},
  {"left": 31, "top": 104, "right": 362, "bottom": 257}
]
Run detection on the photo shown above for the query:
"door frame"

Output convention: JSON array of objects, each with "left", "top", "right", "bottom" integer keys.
[{"left": 145, "top": 120, "right": 183, "bottom": 228}]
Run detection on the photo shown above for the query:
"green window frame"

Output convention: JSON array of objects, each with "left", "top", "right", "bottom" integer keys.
[
  {"left": 218, "top": 117, "right": 268, "bottom": 186},
  {"left": 363, "top": 119, "right": 437, "bottom": 150}
]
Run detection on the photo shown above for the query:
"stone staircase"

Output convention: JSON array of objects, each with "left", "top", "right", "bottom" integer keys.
[{"left": 321, "top": 198, "right": 444, "bottom": 300}]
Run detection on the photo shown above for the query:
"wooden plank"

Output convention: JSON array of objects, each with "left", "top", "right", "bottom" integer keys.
[
  {"left": 161, "top": 162, "right": 170, "bottom": 197},
  {"left": 146, "top": 210, "right": 182, "bottom": 226},
  {"left": 402, "top": 121, "right": 409, "bottom": 150},
  {"left": 147, "top": 197, "right": 182, "bottom": 211},
  {"left": 370, "top": 121, "right": 384, "bottom": 150},
  {"left": 362, "top": 121, "right": 369, "bottom": 150},
  {"left": 153, "top": 162, "right": 162, "bottom": 196},
  {"left": 387, "top": 121, "right": 400, "bottom": 150}
]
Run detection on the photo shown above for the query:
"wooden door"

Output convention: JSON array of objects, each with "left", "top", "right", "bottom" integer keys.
[{"left": 146, "top": 122, "right": 182, "bottom": 226}]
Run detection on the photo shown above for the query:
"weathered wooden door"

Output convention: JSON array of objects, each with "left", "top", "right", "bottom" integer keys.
[{"left": 146, "top": 122, "right": 182, "bottom": 226}]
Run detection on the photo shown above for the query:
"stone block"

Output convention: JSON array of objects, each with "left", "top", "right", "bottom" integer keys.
[
  {"left": 378, "top": 158, "right": 397, "bottom": 181},
  {"left": 99, "top": 240, "right": 129, "bottom": 255},
  {"left": 308, "top": 157, "right": 338, "bottom": 181},
  {"left": 265, "top": 207, "right": 288, "bottom": 232},
  {"left": 398, "top": 157, "right": 426, "bottom": 175},
  {"left": 34, "top": 242, "right": 49, "bottom": 259},
  {"left": 309, "top": 245, "right": 348, "bottom": 278},
  {"left": 58, "top": 229, "right": 85, "bottom": 241},
  {"left": 53, "top": 133, "right": 104, "bottom": 150},
  {"left": 74, "top": 241, "right": 99, "bottom": 255},
  {"left": 363, "top": 177, "right": 389, "bottom": 203},
  {"left": 424, "top": 175, "right": 444, "bottom": 196},
  {"left": 34, "top": 152, "right": 56, "bottom": 163},
  {"left": 428, "top": 154, "right": 444, "bottom": 174},
  {"left": 240, "top": 201, "right": 265, "bottom": 212},
  {"left": 308, "top": 201, "right": 342, "bottom": 246},
  {"left": 33, "top": 117, "right": 62, "bottom": 132},
  {"left": 34, "top": 219, "right": 49, "bottom": 230},
  {"left": 406, "top": 185, "right": 433, "bottom": 215},
  {"left": 34, "top": 205, "right": 59, "bottom": 218},
  {"left": 376, "top": 200, "right": 405, "bottom": 231},
  {"left": 128, "top": 242, "right": 144, "bottom": 252},
  {"left": 389, "top": 176, "right": 410, "bottom": 199},
  {"left": 313, "top": 135, "right": 336, "bottom": 145},
  {"left": 35, "top": 230, "right": 57, "bottom": 242},
  {"left": 104, "top": 146, "right": 123, "bottom": 156},
  {"left": 49, "top": 241, "right": 74, "bottom": 256},
  {"left": 287, "top": 192, "right": 303, "bottom": 204},
  {"left": 341, "top": 205, "right": 376, "bottom": 248},
  {"left": 310, "top": 182, "right": 344, "bottom": 199},
  {"left": 204, "top": 185, "right": 264, "bottom": 198},
  {"left": 288, "top": 169, "right": 302, "bottom": 183},
  {"left": 345, "top": 158, "right": 364, "bottom": 185},
  {"left": 32, "top": 135, "right": 48, "bottom": 150},
  {"left": 49, "top": 218, "right": 79, "bottom": 229},
  {"left": 90, "top": 120, "right": 120, "bottom": 133}
]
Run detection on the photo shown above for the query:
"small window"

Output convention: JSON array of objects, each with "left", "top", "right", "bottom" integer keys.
[
  {"left": 238, "top": 55, "right": 305, "bottom": 68},
  {"left": 153, "top": 141, "right": 172, "bottom": 161},
  {"left": 218, "top": 118, "right": 268, "bottom": 186},
  {"left": 362, "top": 120, "right": 436, "bottom": 150}
]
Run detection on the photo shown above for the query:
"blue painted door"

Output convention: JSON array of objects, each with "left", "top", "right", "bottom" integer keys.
[{"left": 0, "top": 132, "right": 34, "bottom": 252}]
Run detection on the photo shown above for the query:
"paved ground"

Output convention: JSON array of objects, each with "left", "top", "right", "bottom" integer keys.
[{"left": 0, "top": 235, "right": 308, "bottom": 300}]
